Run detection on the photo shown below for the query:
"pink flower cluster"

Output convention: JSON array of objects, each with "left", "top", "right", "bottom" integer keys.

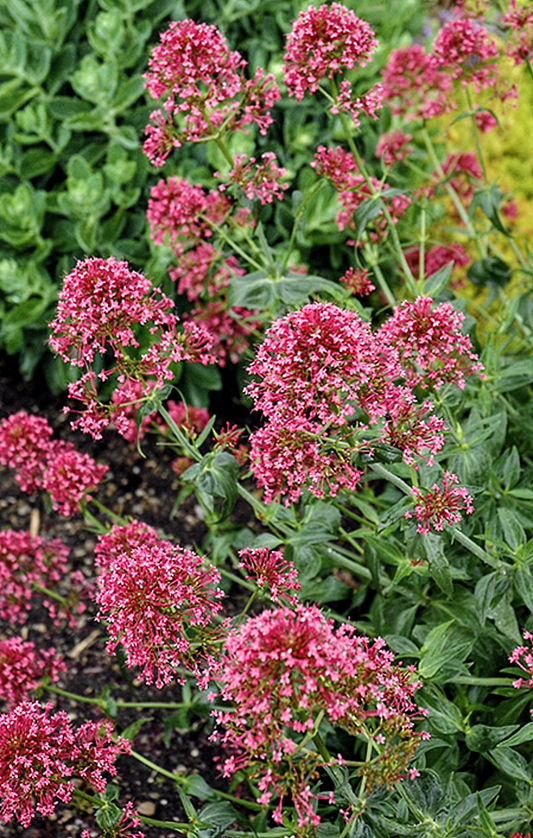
[
  {"left": 245, "top": 300, "right": 481, "bottom": 506},
  {"left": 212, "top": 605, "right": 426, "bottom": 826},
  {"left": 405, "top": 471, "right": 474, "bottom": 534},
  {"left": 0, "top": 529, "right": 70, "bottom": 624},
  {"left": 215, "top": 153, "right": 288, "bottom": 205},
  {"left": 503, "top": 1, "right": 533, "bottom": 66},
  {"left": 48, "top": 257, "right": 214, "bottom": 438},
  {"left": 0, "top": 701, "right": 129, "bottom": 827},
  {"left": 238, "top": 547, "right": 300, "bottom": 605},
  {"left": 143, "top": 19, "right": 280, "bottom": 166},
  {"left": 0, "top": 637, "right": 65, "bottom": 708},
  {"left": 312, "top": 145, "right": 411, "bottom": 242},
  {"left": 147, "top": 179, "right": 262, "bottom": 366},
  {"left": 0, "top": 411, "right": 108, "bottom": 514},
  {"left": 94, "top": 523, "right": 225, "bottom": 687},
  {"left": 283, "top": 3, "right": 382, "bottom": 129},
  {"left": 381, "top": 15, "right": 517, "bottom": 121},
  {"left": 378, "top": 297, "right": 484, "bottom": 391},
  {"left": 404, "top": 244, "right": 470, "bottom": 290}
]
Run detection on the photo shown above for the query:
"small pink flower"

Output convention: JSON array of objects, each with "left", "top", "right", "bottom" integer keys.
[
  {"left": 143, "top": 20, "right": 279, "bottom": 165},
  {"left": 0, "top": 637, "right": 65, "bottom": 708},
  {"left": 339, "top": 267, "right": 375, "bottom": 296},
  {"left": 283, "top": 4, "right": 378, "bottom": 100},
  {"left": 381, "top": 44, "right": 453, "bottom": 120},
  {"left": 405, "top": 471, "right": 474, "bottom": 534},
  {"left": 238, "top": 547, "right": 300, "bottom": 604},
  {"left": 509, "top": 631, "right": 533, "bottom": 690}
]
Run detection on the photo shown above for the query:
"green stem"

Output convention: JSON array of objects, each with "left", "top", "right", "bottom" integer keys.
[
  {"left": 450, "top": 528, "right": 500, "bottom": 568},
  {"left": 368, "top": 462, "right": 412, "bottom": 495},
  {"left": 279, "top": 180, "right": 325, "bottom": 275},
  {"left": 420, "top": 126, "right": 485, "bottom": 259},
  {"left": 44, "top": 683, "right": 192, "bottom": 711},
  {"left": 157, "top": 405, "right": 202, "bottom": 461},
  {"left": 201, "top": 215, "right": 266, "bottom": 273},
  {"left": 130, "top": 750, "right": 263, "bottom": 811}
]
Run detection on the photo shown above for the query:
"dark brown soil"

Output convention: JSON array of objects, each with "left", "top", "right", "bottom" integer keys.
[{"left": 0, "top": 354, "right": 255, "bottom": 837}]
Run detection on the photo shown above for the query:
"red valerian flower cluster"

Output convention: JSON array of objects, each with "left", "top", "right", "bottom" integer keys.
[
  {"left": 283, "top": 3, "right": 382, "bottom": 128},
  {"left": 147, "top": 177, "right": 262, "bottom": 366},
  {"left": 143, "top": 19, "right": 280, "bottom": 166},
  {"left": 509, "top": 631, "right": 533, "bottom": 691},
  {"left": 245, "top": 299, "right": 481, "bottom": 511},
  {"left": 0, "top": 637, "right": 65, "bottom": 709},
  {"left": 0, "top": 702, "right": 129, "bottom": 828},
  {"left": 48, "top": 257, "right": 215, "bottom": 439},
  {"left": 0, "top": 529, "right": 70, "bottom": 624},
  {"left": 381, "top": 13, "right": 517, "bottom": 121},
  {"left": 0, "top": 411, "right": 108, "bottom": 515},
  {"left": 405, "top": 471, "right": 474, "bottom": 534},
  {"left": 94, "top": 524, "right": 225, "bottom": 687},
  {"left": 211, "top": 605, "right": 427, "bottom": 827},
  {"left": 238, "top": 547, "right": 301, "bottom": 605}
]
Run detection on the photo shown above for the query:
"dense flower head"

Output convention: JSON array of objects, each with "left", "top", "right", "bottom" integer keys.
[
  {"left": 0, "top": 529, "right": 70, "bottom": 624},
  {"left": 0, "top": 637, "right": 65, "bottom": 708},
  {"left": 0, "top": 702, "right": 129, "bottom": 827},
  {"left": 503, "top": 0, "right": 533, "bottom": 66},
  {"left": 405, "top": 471, "right": 474, "bottom": 534},
  {"left": 245, "top": 301, "right": 394, "bottom": 426},
  {"left": 49, "top": 257, "right": 179, "bottom": 367},
  {"left": 339, "top": 266, "right": 375, "bottom": 296},
  {"left": 41, "top": 445, "right": 108, "bottom": 516},
  {"left": 184, "top": 300, "right": 262, "bottom": 367},
  {"left": 49, "top": 257, "right": 214, "bottom": 439},
  {"left": 215, "top": 153, "right": 288, "bottom": 204},
  {"left": 238, "top": 547, "right": 300, "bottom": 604},
  {"left": 331, "top": 80, "right": 383, "bottom": 129},
  {"left": 248, "top": 417, "right": 365, "bottom": 505},
  {"left": 143, "top": 20, "right": 279, "bottom": 165},
  {"left": 95, "top": 538, "right": 224, "bottom": 687},
  {"left": 0, "top": 412, "right": 54, "bottom": 493},
  {"left": 283, "top": 4, "right": 378, "bottom": 100},
  {"left": 212, "top": 605, "right": 426, "bottom": 811},
  {"left": 94, "top": 521, "right": 161, "bottom": 571},
  {"left": 432, "top": 16, "right": 500, "bottom": 91},
  {"left": 147, "top": 177, "right": 231, "bottom": 254},
  {"left": 0, "top": 411, "right": 108, "bottom": 514},
  {"left": 381, "top": 44, "right": 453, "bottom": 121},
  {"left": 377, "top": 297, "right": 483, "bottom": 391}
]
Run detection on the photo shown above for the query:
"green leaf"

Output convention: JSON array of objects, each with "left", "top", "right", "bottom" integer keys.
[
  {"left": 417, "top": 687, "right": 465, "bottom": 734},
  {"left": 467, "top": 257, "right": 512, "bottom": 287},
  {"left": 228, "top": 271, "right": 277, "bottom": 310},
  {"left": 488, "top": 746, "right": 532, "bottom": 782},
  {"left": 182, "top": 451, "right": 239, "bottom": 524},
  {"left": 498, "top": 507, "right": 526, "bottom": 551},
  {"left": 497, "top": 721, "right": 533, "bottom": 748},
  {"left": 418, "top": 620, "right": 475, "bottom": 679},
  {"left": 471, "top": 185, "right": 510, "bottom": 236},
  {"left": 197, "top": 802, "right": 238, "bottom": 838},
  {"left": 465, "top": 724, "right": 519, "bottom": 753},
  {"left": 421, "top": 261, "right": 453, "bottom": 297}
]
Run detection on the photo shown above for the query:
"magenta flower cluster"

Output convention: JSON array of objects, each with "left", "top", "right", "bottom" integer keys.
[
  {"left": 0, "top": 702, "right": 129, "bottom": 828},
  {"left": 0, "top": 411, "right": 108, "bottom": 515}
]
